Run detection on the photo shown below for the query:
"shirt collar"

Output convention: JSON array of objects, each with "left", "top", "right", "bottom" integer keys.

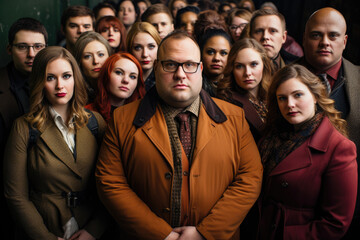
[{"left": 161, "top": 96, "right": 201, "bottom": 119}]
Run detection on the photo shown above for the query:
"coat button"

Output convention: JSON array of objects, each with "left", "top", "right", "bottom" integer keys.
[
  {"left": 183, "top": 171, "right": 189, "bottom": 176},
  {"left": 139, "top": 117, "right": 145, "bottom": 122},
  {"left": 281, "top": 181, "right": 289, "bottom": 188},
  {"left": 165, "top": 172, "right": 172, "bottom": 179}
]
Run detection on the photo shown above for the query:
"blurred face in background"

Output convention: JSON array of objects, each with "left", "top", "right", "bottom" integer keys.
[
  {"left": 81, "top": 40, "right": 109, "bottom": 81},
  {"left": 179, "top": 11, "right": 198, "bottom": 36},
  {"left": 118, "top": 1, "right": 137, "bottom": 28}
]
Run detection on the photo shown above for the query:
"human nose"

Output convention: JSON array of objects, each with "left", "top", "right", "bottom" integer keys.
[
  {"left": 262, "top": 30, "right": 270, "bottom": 40},
  {"left": 142, "top": 48, "right": 148, "bottom": 57},
  {"left": 122, "top": 75, "right": 130, "bottom": 83},
  {"left": 173, "top": 63, "right": 186, "bottom": 80},
  {"left": 109, "top": 28, "right": 114, "bottom": 36},
  {"left": 27, "top": 46, "right": 35, "bottom": 58},
  {"left": 56, "top": 79, "right": 64, "bottom": 89},
  {"left": 93, "top": 55, "right": 99, "bottom": 65},
  {"left": 320, "top": 35, "right": 330, "bottom": 46},
  {"left": 244, "top": 66, "right": 252, "bottom": 76},
  {"left": 213, "top": 52, "right": 220, "bottom": 62},
  {"left": 287, "top": 97, "right": 295, "bottom": 108},
  {"left": 78, "top": 26, "right": 85, "bottom": 34}
]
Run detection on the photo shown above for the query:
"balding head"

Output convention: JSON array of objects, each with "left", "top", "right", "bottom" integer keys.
[{"left": 303, "top": 7, "right": 348, "bottom": 71}]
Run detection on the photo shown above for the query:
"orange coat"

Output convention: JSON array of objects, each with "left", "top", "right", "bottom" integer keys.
[{"left": 96, "top": 90, "right": 263, "bottom": 240}]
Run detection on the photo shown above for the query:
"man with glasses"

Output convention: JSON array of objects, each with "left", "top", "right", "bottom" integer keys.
[
  {"left": 96, "top": 31, "right": 262, "bottom": 240},
  {"left": 0, "top": 17, "right": 47, "bottom": 239}
]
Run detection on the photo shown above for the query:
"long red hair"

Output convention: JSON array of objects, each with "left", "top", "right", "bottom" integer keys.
[{"left": 93, "top": 52, "right": 146, "bottom": 122}]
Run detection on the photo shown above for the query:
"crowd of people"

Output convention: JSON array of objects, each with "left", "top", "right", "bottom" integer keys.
[{"left": 0, "top": 0, "right": 359, "bottom": 239}]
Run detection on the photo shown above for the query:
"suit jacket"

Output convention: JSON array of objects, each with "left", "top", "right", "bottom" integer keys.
[
  {"left": 259, "top": 117, "right": 358, "bottom": 240},
  {"left": 96, "top": 89, "right": 263, "bottom": 240},
  {"left": 4, "top": 111, "right": 108, "bottom": 240}
]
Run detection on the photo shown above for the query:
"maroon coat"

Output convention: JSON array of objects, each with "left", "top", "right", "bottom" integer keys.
[{"left": 259, "top": 117, "right": 357, "bottom": 239}]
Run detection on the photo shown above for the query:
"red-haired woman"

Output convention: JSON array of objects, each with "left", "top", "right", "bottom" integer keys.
[
  {"left": 96, "top": 16, "right": 127, "bottom": 53},
  {"left": 86, "top": 52, "right": 145, "bottom": 122}
]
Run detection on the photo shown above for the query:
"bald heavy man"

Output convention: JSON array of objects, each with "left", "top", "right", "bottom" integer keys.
[{"left": 300, "top": 7, "right": 360, "bottom": 238}]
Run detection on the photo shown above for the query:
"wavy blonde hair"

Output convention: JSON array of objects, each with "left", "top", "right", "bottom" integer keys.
[
  {"left": 25, "top": 46, "right": 89, "bottom": 131},
  {"left": 266, "top": 64, "right": 348, "bottom": 136}
]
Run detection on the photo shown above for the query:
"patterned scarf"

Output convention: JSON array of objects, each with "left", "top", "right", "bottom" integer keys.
[{"left": 260, "top": 111, "right": 324, "bottom": 178}]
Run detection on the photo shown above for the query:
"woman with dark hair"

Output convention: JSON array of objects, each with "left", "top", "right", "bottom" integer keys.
[
  {"left": 3, "top": 46, "right": 107, "bottom": 240},
  {"left": 86, "top": 52, "right": 146, "bottom": 122},
  {"left": 199, "top": 28, "right": 231, "bottom": 97},
  {"left": 238, "top": 0, "right": 256, "bottom": 12},
  {"left": 73, "top": 31, "right": 113, "bottom": 103},
  {"left": 96, "top": 15, "right": 127, "bottom": 53},
  {"left": 258, "top": 64, "right": 357, "bottom": 239},
  {"left": 126, "top": 22, "right": 161, "bottom": 91},
  {"left": 174, "top": 5, "right": 200, "bottom": 36},
  {"left": 217, "top": 38, "right": 272, "bottom": 141},
  {"left": 117, "top": 0, "right": 139, "bottom": 31}
]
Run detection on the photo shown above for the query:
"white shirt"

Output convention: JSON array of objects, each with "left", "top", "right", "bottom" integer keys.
[{"left": 49, "top": 107, "right": 75, "bottom": 153}]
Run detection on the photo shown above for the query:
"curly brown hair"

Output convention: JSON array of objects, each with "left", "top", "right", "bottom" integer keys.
[{"left": 265, "top": 64, "right": 348, "bottom": 136}]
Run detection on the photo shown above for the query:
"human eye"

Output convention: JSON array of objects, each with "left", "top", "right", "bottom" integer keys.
[
  {"left": 250, "top": 61, "right": 258, "bottom": 67},
  {"left": 230, "top": 25, "right": 238, "bottom": 30},
  {"left": 161, "top": 22, "right": 167, "bottom": 26},
  {"left": 185, "top": 62, "right": 196, "bottom": 68},
  {"left": 277, "top": 96, "right": 286, "bottom": 101},
  {"left": 84, "top": 24, "right": 92, "bottom": 29},
  {"left": 235, "top": 64, "right": 244, "bottom": 69},
  {"left": 254, "top": 29, "right": 263, "bottom": 34},
  {"left": 130, "top": 74, "right": 138, "bottom": 80},
  {"left": 34, "top": 44, "right": 45, "bottom": 51},
  {"left": 69, "top": 23, "right": 78, "bottom": 29},
  {"left": 133, "top": 45, "right": 142, "bottom": 51},
  {"left": 47, "top": 75, "right": 55, "bottom": 81},
  {"left": 98, "top": 52, "right": 105, "bottom": 57},
  {"left": 114, "top": 28, "right": 120, "bottom": 32},
  {"left": 294, "top": 92, "right": 303, "bottom": 98},
  {"left": 270, "top": 28, "right": 278, "bottom": 33},
  {"left": 310, "top": 32, "right": 321, "bottom": 39},
  {"left": 83, "top": 54, "right": 92, "bottom": 60},
  {"left": 148, "top": 44, "right": 156, "bottom": 50},
  {"left": 206, "top": 49, "right": 215, "bottom": 55},
  {"left": 329, "top": 32, "right": 340, "bottom": 39},
  {"left": 220, "top": 50, "right": 228, "bottom": 56},
  {"left": 16, "top": 44, "right": 28, "bottom": 51},
  {"left": 63, "top": 73, "right": 72, "bottom": 80},
  {"left": 115, "top": 70, "right": 124, "bottom": 75}
]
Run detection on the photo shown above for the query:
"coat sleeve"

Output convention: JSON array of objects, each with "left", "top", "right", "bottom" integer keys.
[
  {"left": 3, "top": 118, "right": 58, "bottom": 240},
  {"left": 284, "top": 138, "right": 358, "bottom": 239},
  {"left": 95, "top": 113, "right": 173, "bottom": 240},
  {"left": 196, "top": 111, "right": 263, "bottom": 240}
]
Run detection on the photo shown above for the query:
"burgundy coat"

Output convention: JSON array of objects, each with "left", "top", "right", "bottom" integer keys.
[{"left": 259, "top": 117, "right": 357, "bottom": 239}]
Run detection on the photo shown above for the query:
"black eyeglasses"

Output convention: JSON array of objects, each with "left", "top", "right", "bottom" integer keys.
[
  {"left": 229, "top": 23, "right": 248, "bottom": 31},
  {"left": 12, "top": 43, "right": 46, "bottom": 52},
  {"left": 161, "top": 60, "right": 201, "bottom": 73}
]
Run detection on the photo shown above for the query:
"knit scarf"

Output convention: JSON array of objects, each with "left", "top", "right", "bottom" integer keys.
[{"left": 260, "top": 111, "right": 324, "bottom": 178}]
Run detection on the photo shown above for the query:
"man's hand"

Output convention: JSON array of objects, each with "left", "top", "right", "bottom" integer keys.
[
  {"left": 69, "top": 229, "right": 95, "bottom": 240},
  {"left": 164, "top": 231, "right": 180, "bottom": 240},
  {"left": 173, "top": 226, "right": 205, "bottom": 240}
]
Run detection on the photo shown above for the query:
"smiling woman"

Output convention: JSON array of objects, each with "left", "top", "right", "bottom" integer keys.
[
  {"left": 74, "top": 31, "right": 113, "bottom": 104},
  {"left": 3, "top": 46, "right": 108, "bottom": 240}
]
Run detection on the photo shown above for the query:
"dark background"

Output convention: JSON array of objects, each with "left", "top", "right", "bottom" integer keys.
[{"left": 0, "top": 0, "right": 359, "bottom": 67}]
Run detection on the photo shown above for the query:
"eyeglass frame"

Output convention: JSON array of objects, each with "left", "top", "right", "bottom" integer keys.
[
  {"left": 229, "top": 23, "right": 248, "bottom": 31},
  {"left": 12, "top": 43, "right": 47, "bottom": 52},
  {"left": 160, "top": 60, "right": 201, "bottom": 73}
]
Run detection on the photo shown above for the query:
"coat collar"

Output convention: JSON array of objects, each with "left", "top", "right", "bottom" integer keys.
[
  {"left": 269, "top": 117, "right": 333, "bottom": 176},
  {"left": 133, "top": 87, "right": 227, "bottom": 128}
]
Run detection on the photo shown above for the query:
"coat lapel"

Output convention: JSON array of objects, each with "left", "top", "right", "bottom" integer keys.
[
  {"left": 192, "top": 104, "right": 217, "bottom": 161},
  {"left": 40, "top": 121, "right": 82, "bottom": 177},
  {"left": 269, "top": 117, "right": 332, "bottom": 176},
  {"left": 141, "top": 106, "right": 174, "bottom": 169}
]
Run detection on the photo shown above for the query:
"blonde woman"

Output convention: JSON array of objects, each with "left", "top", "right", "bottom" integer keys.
[
  {"left": 4, "top": 47, "right": 107, "bottom": 240},
  {"left": 126, "top": 22, "right": 161, "bottom": 91}
]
